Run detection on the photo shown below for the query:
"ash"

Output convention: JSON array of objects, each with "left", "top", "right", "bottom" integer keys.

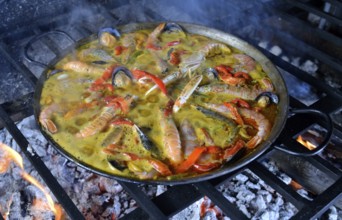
[{"left": 0, "top": 116, "right": 138, "bottom": 219}]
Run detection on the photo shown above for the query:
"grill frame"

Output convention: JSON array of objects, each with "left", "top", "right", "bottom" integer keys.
[{"left": 0, "top": 0, "right": 341, "bottom": 219}]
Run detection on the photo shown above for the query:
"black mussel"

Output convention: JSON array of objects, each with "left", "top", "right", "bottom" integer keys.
[
  {"left": 255, "top": 92, "right": 279, "bottom": 107},
  {"left": 111, "top": 66, "right": 134, "bottom": 87},
  {"left": 50, "top": 69, "right": 63, "bottom": 75},
  {"left": 206, "top": 68, "right": 219, "bottom": 80},
  {"left": 163, "top": 22, "right": 184, "bottom": 33},
  {"left": 92, "top": 60, "right": 108, "bottom": 65},
  {"left": 134, "top": 125, "right": 159, "bottom": 155},
  {"left": 98, "top": 27, "right": 121, "bottom": 39},
  {"left": 107, "top": 158, "right": 127, "bottom": 171}
]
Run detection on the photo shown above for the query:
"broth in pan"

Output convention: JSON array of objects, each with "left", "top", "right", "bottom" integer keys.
[{"left": 39, "top": 23, "right": 278, "bottom": 180}]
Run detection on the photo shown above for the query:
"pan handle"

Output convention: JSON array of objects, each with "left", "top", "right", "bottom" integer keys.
[
  {"left": 24, "top": 30, "right": 75, "bottom": 68},
  {"left": 274, "top": 108, "right": 333, "bottom": 156}
]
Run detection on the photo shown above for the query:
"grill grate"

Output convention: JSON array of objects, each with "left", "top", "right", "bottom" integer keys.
[{"left": 0, "top": 0, "right": 341, "bottom": 219}]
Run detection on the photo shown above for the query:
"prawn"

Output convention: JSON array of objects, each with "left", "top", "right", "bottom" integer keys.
[
  {"left": 180, "top": 119, "right": 199, "bottom": 157},
  {"left": 239, "top": 108, "right": 271, "bottom": 149},
  {"left": 159, "top": 109, "right": 183, "bottom": 165},
  {"left": 196, "top": 84, "right": 264, "bottom": 100},
  {"left": 173, "top": 75, "right": 203, "bottom": 113},
  {"left": 39, "top": 103, "right": 64, "bottom": 134},
  {"left": 199, "top": 102, "right": 271, "bottom": 149},
  {"left": 233, "top": 54, "right": 256, "bottom": 72},
  {"left": 146, "top": 23, "right": 166, "bottom": 50},
  {"left": 63, "top": 61, "right": 104, "bottom": 74},
  {"left": 76, "top": 106, "right": 119, "bottom": 138},
  {"left": 180, "top": 43, "right": 231, "bottom": 76}
]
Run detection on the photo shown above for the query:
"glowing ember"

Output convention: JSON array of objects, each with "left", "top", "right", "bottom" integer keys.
[
  {"left": 296, "top": 135, "right": 317, "bottom": 150},
  {"left": 0, "top": 143, "right": 63, "bottom": 220},
  {"left": 0, "top": 143, "right": 24, "bottom": 171}
]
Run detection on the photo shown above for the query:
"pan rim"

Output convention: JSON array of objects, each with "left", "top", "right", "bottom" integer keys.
[{"left": 33, "top": 21, "right": 289, "bottom": 185}]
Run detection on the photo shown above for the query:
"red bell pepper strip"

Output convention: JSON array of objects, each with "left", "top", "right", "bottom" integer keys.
[
  {"left": 175, "top": 147, "right": 206, "bottom": 173},
  {"left": 132, "top": 70, "right": 168, "bottom": 95},
  {"left": 166, "top": 40, "right": 181, "bottom": 47},
  {"left": 102, "top": 65, "right": 116, "bottom": 81},
  {"left": 223, "top": 139, "right": 245, "bottom": 161}
]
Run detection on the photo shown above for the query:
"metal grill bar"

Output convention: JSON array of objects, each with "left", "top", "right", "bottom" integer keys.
[
  {"left": 195, "top": 181, "right": 249, "bottom": 220},
  {"left": 306, "top": 155, "right": 342, "bottom": 180},
  {"left": 286, "top": 0, "right": 342, "bottom": 26},
  {"left": 0, "top": 93, "right": 34, "bottom": 129},
  {"left": 0, "top": 42, "right": 37, "bottom": 86},
  {"left": 269, "top": 9, "right": 342, "bottom": 47},
  {"left": 119, "top": 182, "right": 168, "bottom": 220},
  {"left": 0, "top": 106, "right": 85, "bottom": 220},
  {"left": 262, "top": 26, "right": 342, "bottom": 72},
  {"left": 122, "top": 184, "right": 202, "bottom": 219},
  {"left": 292, "top": 177, "right": 342, "bottom": 219},
  {"left": 249, "top": 161, "right": 308, "bottom": 209},
  {"left": 256, "top": 46, "right": 342, "bottom": 99}
]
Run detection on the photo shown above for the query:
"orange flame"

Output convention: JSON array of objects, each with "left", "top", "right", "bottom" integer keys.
[
  {"left": 0, "top": 143, "right": 63, "bottom": 220},
  {"left": 296, "top": 135, "right": 317, "bottom": 150}
]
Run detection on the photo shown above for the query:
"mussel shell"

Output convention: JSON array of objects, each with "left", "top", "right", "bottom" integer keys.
[
  {"left": 206, "top": 68, "right": 219, "bottom": 80},
  {"left": 111, "top": 66, "right": 134, "bottom": 87},
  {"left": 107, "top": 158, "right": 127, "bottom": 171},
  {"left": 92, "top": 60, "right": 108, "bottom": 65},
  {"left": 163, "top": 22, "right": 184, "bottom": 33},
  {"left": 255, "top": 92, "right": 279, "bottom": 104},
  {"left": 98, "top": 27, "right": 121, "bottom": 39},
  {"left": 134, "top": 125, "right": 160, "bottom": 156},
  {"left": 49, "top": 69, "right": 63, "bottom": 76}
]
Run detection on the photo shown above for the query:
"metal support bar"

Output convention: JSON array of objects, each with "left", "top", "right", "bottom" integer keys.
[
  {"left": 249, "top": 161, "right": 308, "bottom": 209},
  {"left": 0, "top": 106, "right": 85, "bottom": 220},
  {"left": 292, "top": 177, "right": 342, "bottom": 220},
  {"left": 122, "top": 184, "right": 203, "bottom": 219},
  {"left": 194, "top": 181, "right": 249, "bottom": 220},
  {"left": 119, "top": 181, "right": 168, "bottom": 220},
  {"left": 0, "top": 42, "right": 37, "bottom": 87}
]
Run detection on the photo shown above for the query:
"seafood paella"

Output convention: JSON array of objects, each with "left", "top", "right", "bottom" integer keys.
[{"left": 39, "top": 23, "right": 278, "bottom": 180}]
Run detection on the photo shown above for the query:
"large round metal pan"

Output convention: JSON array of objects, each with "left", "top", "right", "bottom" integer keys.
[{"left": 28, "top": 22, "right": 333, "bottom": 185}]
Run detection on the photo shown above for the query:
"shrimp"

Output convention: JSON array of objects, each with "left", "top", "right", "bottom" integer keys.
[
  {"left": 39, "top": 103, "right": 63, "bottom": 134},
  {"left": 159, "top": 109, "right": 183, "bottom": 164},
  {"left": 239, "top": 108, "right": 271, "bottom": 149},
  {"left": 180, "top": 43, "right": 231, "bottom": 76},
  {"left": 146, "top": 23, "right": 166, "bottom": 50},
  {"left": 196, "top": 84, "right": 263, "bottom": 100},
  {"left": 180, "top": 119, "right": 199, "bottom": 157},
  {"left": 63, "top": 61, "right": 104, "bottom": 74},
  {"left": 173, "top": 75, "right": 203, "bottom": 113},
  {"left": 233, "top": 54, "right": 256, "bottom": 72},
  {"left": 76, "top": 106, "right": 119, "bottom": 138},
  {"left": 198, "top": 103, "right": 271, "bottom": 149}
]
